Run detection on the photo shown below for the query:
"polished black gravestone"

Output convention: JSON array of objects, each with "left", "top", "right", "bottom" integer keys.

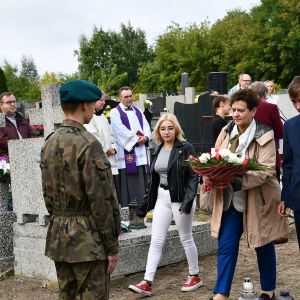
[{"left": 174, "top": 92, "right": 215, "bottom": 153}]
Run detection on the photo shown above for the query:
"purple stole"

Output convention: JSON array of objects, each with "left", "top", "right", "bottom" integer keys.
[{"left": 117, "top": 104, "right": 149, "bottom": 174}]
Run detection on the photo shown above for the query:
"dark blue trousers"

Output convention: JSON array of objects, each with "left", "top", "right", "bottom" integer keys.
[
  {"left": 213, "top": 207, "right": 276, "bottom": 296},
  {"left": 294, "top": 210, "right": 300, "bottom": 250}
]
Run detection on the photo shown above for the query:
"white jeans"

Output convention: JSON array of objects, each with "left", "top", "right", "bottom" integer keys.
[{"left": 144, "top": 187, "right": 199, "bottom": 282}]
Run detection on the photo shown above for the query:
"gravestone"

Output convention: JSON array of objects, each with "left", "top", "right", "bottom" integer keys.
[
  {"left": 174, "top": 92, "right": 214, "bottom": 153},
  {"left": 150, "top": 96, "right": 166, "bottom": 118},
  {"left": 148, "top": 96, "right": 166, "bottom": 129},
  {"left": 181, "top": 72, "right": 189, "bottom": 94}
]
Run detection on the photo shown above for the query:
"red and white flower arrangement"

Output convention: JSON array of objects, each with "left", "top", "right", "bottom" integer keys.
[{"left": 187, "top": 148, "right": 266, "bottom": 192}]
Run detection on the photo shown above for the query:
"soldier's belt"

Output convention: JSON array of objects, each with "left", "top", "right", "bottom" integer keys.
[{"left": 53, "top": 210, "right": 90, "bottom": 216}]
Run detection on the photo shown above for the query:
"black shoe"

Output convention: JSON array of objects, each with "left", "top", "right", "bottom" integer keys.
[{"left": 259, "top": 292, "right": 275, "bottom": 299}]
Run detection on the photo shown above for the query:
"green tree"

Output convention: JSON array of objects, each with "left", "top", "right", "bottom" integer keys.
[
  {"left": 250, "top": 0, "right": 300, "bottom": 85},
  {"left": 136, "top": 22, "right": 211, "bottom": 93},
  {"left": 20, "top": 55, "right": 39, "bottom": 82},
  {"left": 0, "top": 67, "right": 8, "bottom": 94},
  {"left": 2, "top": 61, "right": 23, "bottom": 98},
  {"left": 40, "top": 71, "right": 80, "bottom": 85},
  {"left": 208, "top": 0, "right": 300, "bottom": 87},
  {"left": 207, "top": 10, "right": 255, "bottom": 87},
  {"left": 75, "top": 23, "right": 152, "bottom": 94}
]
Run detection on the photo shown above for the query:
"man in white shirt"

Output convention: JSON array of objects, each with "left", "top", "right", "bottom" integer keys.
[
  {"left": 229, "top": 74, "right": 252, "bottom": 96},
  {"left": 110, "top": 87, "right": 151, "bottom": 211}
]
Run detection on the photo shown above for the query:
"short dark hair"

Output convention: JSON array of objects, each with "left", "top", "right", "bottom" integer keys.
[
  {"left": 288, "top": 76, "right": 300, "bottom": 101},
  {"left": 230, "top": 89, "right": 259, "bottom": 111},
  {"left": 118, "top": 86, "right": 131, "bottom": 97},
  {"left": 61, "top": 102, "right": 81, "bottom": 113},
  {"left": 0, "top": 92, "right": 13, "bottom": 102},
  {"left": 212, "top": 94, "right": 228, "bottom": 112}
]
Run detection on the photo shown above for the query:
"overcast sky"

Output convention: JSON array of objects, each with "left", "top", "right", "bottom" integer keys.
[{"left": 1, "top": 0, "right": 260, "bottom": 75}]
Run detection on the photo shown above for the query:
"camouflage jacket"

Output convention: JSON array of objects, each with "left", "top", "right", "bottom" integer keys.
[{"left": 40, "top": 119, "right": 120, "bottom": 262}]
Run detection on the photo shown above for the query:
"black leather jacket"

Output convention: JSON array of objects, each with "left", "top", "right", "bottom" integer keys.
[{"left": 137, "top": 139, "right": 199, "bottom": 217}]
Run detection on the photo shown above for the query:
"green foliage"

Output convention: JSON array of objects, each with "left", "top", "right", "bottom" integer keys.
[
  {"left": 137, "top": 0, "right": 299, "bottom": 92},
  {"left": 0, "top": 67, "right": 8, "bottom": 94},
  {"left": 2, "top": 59, "right": 40, "bottom": 101},
  {"left": 20, "top": 55, "right": 39, "bottom": 82},
  {"left": 40, "top": 71, "right": 80, "bottom": 85},
  {"left": 137, "top": 22, "right": 211, "bottom": 93},
  {"left": 75, "top": 22, "right": 152, "bottom": 95}
]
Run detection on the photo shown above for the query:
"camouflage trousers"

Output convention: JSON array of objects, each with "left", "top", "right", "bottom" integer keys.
[{"left": 54, "top": 260, "right": 109, "bottom": 300}]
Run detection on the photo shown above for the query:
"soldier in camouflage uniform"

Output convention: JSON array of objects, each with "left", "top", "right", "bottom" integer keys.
[{"left": 40, "top": 80, "right": 120, "bottom": 300}]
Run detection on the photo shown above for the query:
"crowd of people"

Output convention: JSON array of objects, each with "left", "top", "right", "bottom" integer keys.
[{"left": 1, "top": 74, "right": 299, "bottom": 300}]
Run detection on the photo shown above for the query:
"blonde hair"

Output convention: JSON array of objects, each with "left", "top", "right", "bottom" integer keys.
[
  {"left": 152, "top": 113, "right": 185, "bottom": 145},
  {"left": 264, "top": 80, "right": 275, "bottom": 94}
]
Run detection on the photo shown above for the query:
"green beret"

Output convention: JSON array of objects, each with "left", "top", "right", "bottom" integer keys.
[{"left": 59, "top": 80, "right": 102, "bottom": 103}]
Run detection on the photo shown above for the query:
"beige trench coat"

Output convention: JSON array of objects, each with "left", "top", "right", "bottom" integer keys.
[{"left": 211, "top": 121, "right": 288, "bottom": 248}]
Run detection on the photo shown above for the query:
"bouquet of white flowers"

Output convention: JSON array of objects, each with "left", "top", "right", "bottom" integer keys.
[
  {"left": 144, "top": 99, "right": 153, "bottom": 109},
  {"left": 0, "top": 156, "right": 10, "bottom": 183},
  {"left": 187, "top": 148, "right": 266, "bottom": 192}
]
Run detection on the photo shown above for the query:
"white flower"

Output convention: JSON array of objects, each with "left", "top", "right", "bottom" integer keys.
[
  {"left": 236, "top": 154, "right": 246, "bottom": 164},
  {"left": 199, "top": 153, "right": 211, "bottom": 163},
  {"left": 0, "top": 161, "right": 10, "bottom": 174},
  {"left": 219, "top": 148, "right": 232, "bottom": 158},
  {"left": 227, "top": 153, "right": 239, "bottom": 164},
  {"left": 211, "top": 148, "right": 217, "bottom": 158},
  {"left": 144, "top": 99, "right": 153, "bottom": 109}
]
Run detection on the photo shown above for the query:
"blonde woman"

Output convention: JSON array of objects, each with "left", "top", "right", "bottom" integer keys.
[
  {"left": 128, "top": 113, "right": 203, "bottom": 296},
  {"left": 264, "top": 80, "right": 279, "bottom": 106}
]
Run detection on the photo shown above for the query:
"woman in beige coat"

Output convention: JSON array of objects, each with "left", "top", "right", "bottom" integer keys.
[{"left": 207, "top": 89, "right": 288, "bottom": 300}]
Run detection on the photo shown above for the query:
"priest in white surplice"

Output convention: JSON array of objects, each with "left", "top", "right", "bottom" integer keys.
[
  {"left": 84, "top": 92, "right": 118, "bottom": 175},
  {"left": 110, "top": 86, "right": 151, "bottom": 208}
]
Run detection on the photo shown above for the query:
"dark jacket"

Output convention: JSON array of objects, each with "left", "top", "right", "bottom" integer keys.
[
  {"left": 136, "top": 139, "right": 199, "bottom": 217},
  {"left": 281, "top": 115, "right": 300, "bottom": 211},
  {"left": 0, "top": 112, "right": 36, "bottom": 156},
  {"left": 212, "top": 114, "right": 228, "bottom": 144}
]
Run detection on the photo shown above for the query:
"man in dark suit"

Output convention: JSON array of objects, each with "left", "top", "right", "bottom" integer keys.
[
  {"left": 278, "top": 76, "right": 300, "bottom": 250},
  {"left": 250, "top": 82, "right": 283, "bottom": 182}
]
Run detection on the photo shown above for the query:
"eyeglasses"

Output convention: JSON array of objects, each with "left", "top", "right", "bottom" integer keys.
[
  {"left": 123, "top": 95, "right": 133, "bottom": 99},
  {"left": 242, "top": 79, "right": 251, "bottom": 82},
  {"left": 1, "top": 100, "right": 16, "bottom": 105}
]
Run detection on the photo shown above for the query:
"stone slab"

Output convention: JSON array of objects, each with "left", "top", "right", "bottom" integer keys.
[
  {"left": 8, "top": 138, "right": 48, "bottom": 225},
  {"left": 165, "top": 95, "right": 184, "bottom": 114},
  {"left": 0, "top": 182, "right": 9, "bottom": 214},
  {"left": 14, "top": 221, "right": 217, "bottom": 282},
  {"left": 0, "top": 212, "right": 17, "bottom": 271},
  {"left": 28, "top": 108, "right": 44, "bottom": 126},
  {"left": 278, "top": 94, "right": 298, "bottom": 120}
]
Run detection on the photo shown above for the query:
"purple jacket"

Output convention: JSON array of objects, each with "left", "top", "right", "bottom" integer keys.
[{"left": 0, "top": 112, "right": 36, "bottom": 156}]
